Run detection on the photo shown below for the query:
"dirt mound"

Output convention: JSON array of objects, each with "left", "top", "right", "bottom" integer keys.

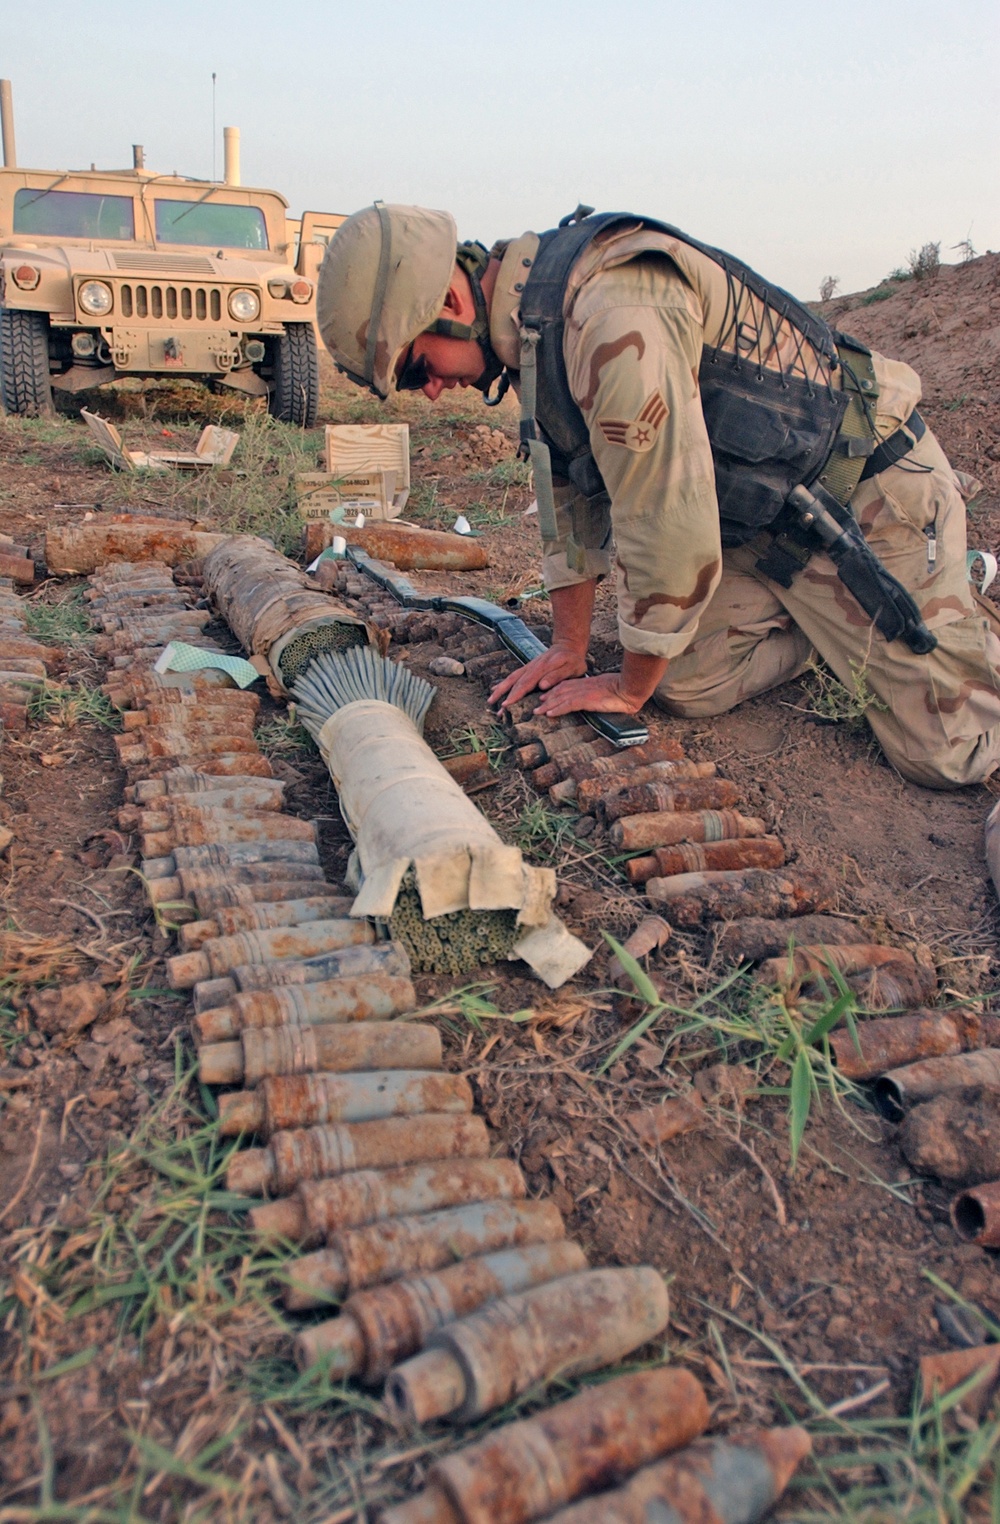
[{"left": 820, "top": 253, "right": 1000, "bottom": 506}]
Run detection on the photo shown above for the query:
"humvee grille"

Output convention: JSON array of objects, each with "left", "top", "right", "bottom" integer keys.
[
  {"left": 117, "top": 283, "right": 225, "bottom": 322},
  {"left": 112, "top": 253, "right": 217, "bottom": 275}
]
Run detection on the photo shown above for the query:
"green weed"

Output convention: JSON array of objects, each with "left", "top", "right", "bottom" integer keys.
[
  {"left": 793, "top": 659, "right": 887, "bottom": 729},
  {"left": 513, "top": 798, "right": 582, "bottom": 861},
  {"left": 28, "top": 681, "right": 121, "bottom": 731},
  {"left": 24, "top": 589, "right": 91, "bottom": 646},
  {"left": 441, "top": 722, "right": 511, "bottom": 771},
  {"left": 254, "top": 715, "right": 312, "bottom": 756},
  {"left": 467, "top": 458, "right": 532, "bottom": 489}
]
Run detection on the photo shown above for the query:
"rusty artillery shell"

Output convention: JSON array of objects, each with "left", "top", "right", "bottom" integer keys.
[
  {"left": 846, "top": 962, "right": 938, "bottom": 1012},
  {"left": 899, "top": 1087, "right": 1000, "bottom": 1183},
  {"left": 218, "top": 1068, "right": 473, "bottom": 1138},
  {"left": 611, "top": 798, "right": 747, "bottom": 851},
  {"left": 284, "top": 1199, "right": 567, "bottom": 1310},
  {"left": 646, "top": 867, "right": 835, "bottom": 926},
  {"left": 305, "top": 520, "right": 490, "bottom": 571},
  {"left": 627, "top": 835, "right": 784, "bottom": 885},
  {"left": 951, "top": 1182, "right": 1000, "bottom": 1247},
  {"left": 299, "top": 1240, "right": 588, "bottom": 1384},
  {"left": 757, "top": 943, "right": 922, "bottom": 987},
  {"left": 715, "top": 914, "right": 862, "bottom": 963},
  {"left": 167, "top": 918, "right": 374, "bottom": 989},
  {"left": 201, "top": 1020, "right": 442, "bottom": 1087},
  {"left": 381, "top": 1367, "right": 709, "bottom": 1524},
  {"left": 132, "top": 769, "right": 277, "bottom": 803},
  {"left": 173, "top": 840, "right": 318, "bottom": 871},
  {"left": 222, "top": 940, "right": 411, "bottom": 997},
  {"left": 828, "top": 1010, "right": 995, "bottom": 1081},
  {"left": 147, "top": 864, "right": 325, "bottom": 907},
  {"left": 141, "top": 812, "right": 316, "bottom": 859},
  {"left": 531, "top": 745, "right": 622, "bottom": 790},
  {"left": 121, "top": 788, "right": 283, "bottom": 830},
  {"left": 552, "top": 759, "right": 714, "bottom": 806},
  {"left": 440, "top": 752, "right": 495, "bottom": 792},
  {"left": 133, "top": 751, "right": 275, "bottom": 781},
  {"left": 193, "top": 974, "right": 417, "bottom": 1043},
  {"left": 875, "top": 1049, "right": 1000, "bottom": 1120},
  {"left": 179, "top": 895, "right": 354, "bottom": 949},
  {"left": 387, "top": 1266, "right": 670, "bottom": 1427},
  {"left": 120, "top": 706, "right": 258, "bottom": 733},
  {"left": 539, "top": 1426, "right": 812, "bottom": 1524},
  {"left": 625, "top": 814, "right": 766, "bottom": 880},
  {"left": 563, "top": 739, "right": 686, "bottom": 786},
  {"left": 252, "top": 1158, "right": 526, "bottom": 1246},
  {"left": 604, "top": 779, "right": 740, "bottom": 826},
  {"left": 118, "top": 733, "right": 260, "bottom": 763},
  {"left": 228, "top": 1113, "right": 489, "bottom": 1196}
]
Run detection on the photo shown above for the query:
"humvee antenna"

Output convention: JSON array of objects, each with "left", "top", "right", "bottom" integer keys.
[{"left": 212, "top": 72, "right": 217, "bottom": 181}]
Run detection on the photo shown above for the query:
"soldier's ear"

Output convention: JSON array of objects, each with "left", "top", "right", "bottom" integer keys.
[{"left": 440, "top": 264, "right": 475, "bottom": 320}]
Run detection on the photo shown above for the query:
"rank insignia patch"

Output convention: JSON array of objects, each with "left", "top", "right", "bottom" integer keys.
[{"left": 598, "top": 390, "right": 669, "bottom": 451}]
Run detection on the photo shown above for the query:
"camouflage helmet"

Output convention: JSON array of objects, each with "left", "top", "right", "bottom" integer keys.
[{"left": 315, "top": 202, "right": 457, "bottom": 399}]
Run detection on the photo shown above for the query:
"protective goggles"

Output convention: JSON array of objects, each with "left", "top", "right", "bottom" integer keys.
[{"left": 395, "top": 343, "right": 433, "bottom": 392}]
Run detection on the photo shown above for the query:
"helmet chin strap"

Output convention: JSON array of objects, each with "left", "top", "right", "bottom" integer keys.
[{"left": 428, "top": 241, "right": 508, "bottom": 403}]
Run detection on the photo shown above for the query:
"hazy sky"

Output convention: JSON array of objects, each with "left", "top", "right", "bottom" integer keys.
[{"left": 5, "top": 0, "right": 998, "bottom": 299}]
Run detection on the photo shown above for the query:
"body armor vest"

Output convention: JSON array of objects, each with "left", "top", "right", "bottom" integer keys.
[{"left": 518, "top": 212, "right": 860, "bottom": 548}]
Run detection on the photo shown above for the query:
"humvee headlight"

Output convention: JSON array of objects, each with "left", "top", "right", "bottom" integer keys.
[
  {"left": 78, "top": 280, "right": 113, "bottom": 316},
  {"left": 228, "top": 288, "right": 260, "bottom": 322}
]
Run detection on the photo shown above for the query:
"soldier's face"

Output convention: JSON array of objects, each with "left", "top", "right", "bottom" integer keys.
[{"left": 395, "top": 264, "right": 485, "bottom": 400}]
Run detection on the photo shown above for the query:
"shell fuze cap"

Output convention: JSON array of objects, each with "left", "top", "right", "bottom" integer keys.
[{"left": 316, "top": 202, "right": 457, "bottom": 399}]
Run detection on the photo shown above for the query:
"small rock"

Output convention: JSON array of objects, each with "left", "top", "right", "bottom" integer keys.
[
  {"left": 0, "top": 826, "right": 12, "bottom": 856},
  {"left": 88, "top": 1088, "right": 120, "bottom": 1109},
  {"left": 574, "top": 815, "right": 597, "bottom": 838},
  {"left": 29, "top": 979, "right": 110, "bottom": 1038},
  {"left": 75, "top": 1043, "right": 108, "bottom": 1074},
  {"left": 825, "top": 1315, "right": 853, "bottom": 1343},
  {"left": 57, "top": 1161, "right": 82, "bottom": 1180},
  {"left": 427, "top": 656, "right": 465, "bottom": 678}
]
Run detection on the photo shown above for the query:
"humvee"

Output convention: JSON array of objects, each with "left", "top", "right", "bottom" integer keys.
[{"left": 0, "top": 158, "right": 343, "bottom": 425}]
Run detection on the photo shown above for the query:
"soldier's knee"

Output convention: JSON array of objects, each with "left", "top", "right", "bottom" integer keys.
[{"left": 653, "top": 687, "right": 739, "bottom": 719}]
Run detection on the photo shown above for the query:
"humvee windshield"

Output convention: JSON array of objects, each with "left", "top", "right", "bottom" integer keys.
[
  {"left": 13, "top": 188, "right": 135, "bottom": 239},
  {"left": 155, "top": 200, "right": 268, "bottom": 250}
]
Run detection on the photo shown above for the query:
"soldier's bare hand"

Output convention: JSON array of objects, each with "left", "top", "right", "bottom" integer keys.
[
  {"left": 533, "top": 672, "right": 646, "bottom": 718},
  {"left": 489, "top": 644, "right": 588, "bottom": 711}
]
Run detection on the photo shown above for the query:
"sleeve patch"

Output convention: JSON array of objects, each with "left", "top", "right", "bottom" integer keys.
[{"left": 598, "top": 390, "right": 669, "bottom": 452}]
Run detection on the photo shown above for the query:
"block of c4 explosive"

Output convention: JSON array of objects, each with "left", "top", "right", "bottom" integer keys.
[
  {"left": 298, "top": 1239, "right": 589, "bottom": 1383},
  {"left": 538, "top": 1426, "right": 812, "bottom": 1524},
  {"left": 380, "top": 1365, "right": 709, "bottom": 1524},
  {"left": 625, "top": 835, "right": 784, "bottom": 885},
  {"left": 284, "top": 1198, "right": 568, "bottom": 1309},
  {"left": 875, "top": 1050, "right": 1000, "bottom": 1122},
  {"left": 219, "top": 1068, "right": 474, "bottom": 1137},
  {"left": 386, "top": 1266, "right": 670, "bottom": 1427},
  {"left": 142, "top": 812, "right": 317, "bottom": 859},
  {"left": 603, "top": 779, "right": 741, "bottom": 826},
  {"left": 828, "top": 1009, "right": 1000, "bottom": 1081},
  {"left": 193, "top": 974, "right": 418, "bottom": 1043},
  {"left": 167, "top": 918, "right": 375, "bottom": 988},
  {"left": 551, "top": 758, "right": 715, "bottom": 806},
  {"left": 200, "top": 1020, "right": 443, "bottom": 1087},
  {"left": 251, "top": 1158, "right": 527, "bottom": 1246},
  {"left": 228, "top": 1113, "right": 490, "bottom": 1196},
  {"left": 179, "top": 895, "right": 356, "bottom": 950},
  {"left": 645, "top": 867, "right": 835, "bottom": 925}
]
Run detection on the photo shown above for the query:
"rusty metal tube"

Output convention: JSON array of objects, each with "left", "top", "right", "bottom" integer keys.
[
  {"left": 147, "top": 866, "right": 325, "bottom": 908},
  {"left": 715, "top": 915, "right": 864, "bottom": 963},
  {"left": 551, "top": 759, "right": 714, "bottom": 806},
  {"left": 951, "top": 1182, "right": 1000, "bottom": 1247},
  {"left": 900, "top": 1088, "right": 1000, "bottom": 1184},
  {"left": 307, "top": 520, "right": 490, "bottom": 571},
  {"left": 283, "top": 1198, "right": 567, "bottom": 1309},
  {"left": 172, "top": 841, "right": 319, "bottom": 871},
  {"left": 179, "top": 895, "right": 355, "bottom": 950},
  {"left": 168, "top": 919, "right": 375, "bottom": 988},
  {"left": 646, "top": 868, "right": 834, "bottom": 925},
  {"left": 227, "top": 1113, "right": 489, "bottom": 1197},
  {"left": 251, "top": 1158, "right": 527, "bottom": 1246},
  {"left": 132, "top": 770, "right": 276, "bottom": 803},
  {"left": 46, "top": 524, "right": 228, "bottom": 575},
  {"left": 132, "top": 752, "right": 276, "bottom": 780},
  {"left": 611, "top": 803, "right": 752, "bottom": 852},
  {"left": 218, "top": 1068, "right": 473, "bottom": 1137},
  {"left": 200, "top": 1020, "right": 442, "bottom": 1086},
  {"left": 538, "top": 1427, "right": 812, "bottom": 1524},
  {"left": 298, "top": 1240, "right": 588, "bottom": 1383},
  {"left": 758, "top": 944, "right": 923, "bottom": 985},
  {"left": 121, "top": 789, "right": 283, "bottom": 831},
  {"left": 381, "top": 1367, "right": 710, "bottom": 1524},
  {"left": 604, "top": 779, "right": 740, "bottom": 825},
  {"left": 626, "top": 835, "right": 783, "bottom": 884},
  {"left": 386, "top": 1267, "right": 670, "bottom": 1427},
  {"left": 829, "top": 1011, "right": 985, "bottom": 1081},
  {"left": 193, "top": 973, "right": 416, "bottom": 1043},
  {"left": 875, "top": 1049, "right": 1000, "bottom": 1119},
  {"left": 561, "top": 740, "right": 686, "bottom": 785},
  {"left": 119, "top": 733, "right": 261, "bottom": 764},
  {"left": 209, "top": 941, "right": 412, "bottom": 1004},
  {"left": 142, "top": 812, "right": 316, "bottom": 859},
  {"left": 620, "top": 814, "right": 766, "bottom": 871}
]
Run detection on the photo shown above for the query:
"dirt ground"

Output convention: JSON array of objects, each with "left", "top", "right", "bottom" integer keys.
[{"left": 1, "top": 250, "right": 1000, "bottom": 1520}]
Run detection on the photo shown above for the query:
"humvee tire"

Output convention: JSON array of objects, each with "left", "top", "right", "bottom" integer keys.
[
  {"left": 268, "top": 322, "right": 319, "bottom": 427},
  {"left": 0, "top": 309, "right": 53, "bottom": 417}
]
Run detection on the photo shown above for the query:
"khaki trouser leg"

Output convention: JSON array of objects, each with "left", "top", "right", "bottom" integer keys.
[{"left": 657, "top": 425, "right": 1000, "bottom": 788}]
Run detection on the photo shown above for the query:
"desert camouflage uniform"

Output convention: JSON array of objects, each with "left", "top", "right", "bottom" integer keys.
[{"left": 489, "top": 225, "right": 1000, "bottom": 788}]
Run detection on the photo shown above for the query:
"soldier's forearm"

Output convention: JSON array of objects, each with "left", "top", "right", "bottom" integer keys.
[
  {"left": 550, "top": 580, "right": 598, "bottom": 655},
  {"left": 620, "top": 649, "right": 669, "bottom": 706}
]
